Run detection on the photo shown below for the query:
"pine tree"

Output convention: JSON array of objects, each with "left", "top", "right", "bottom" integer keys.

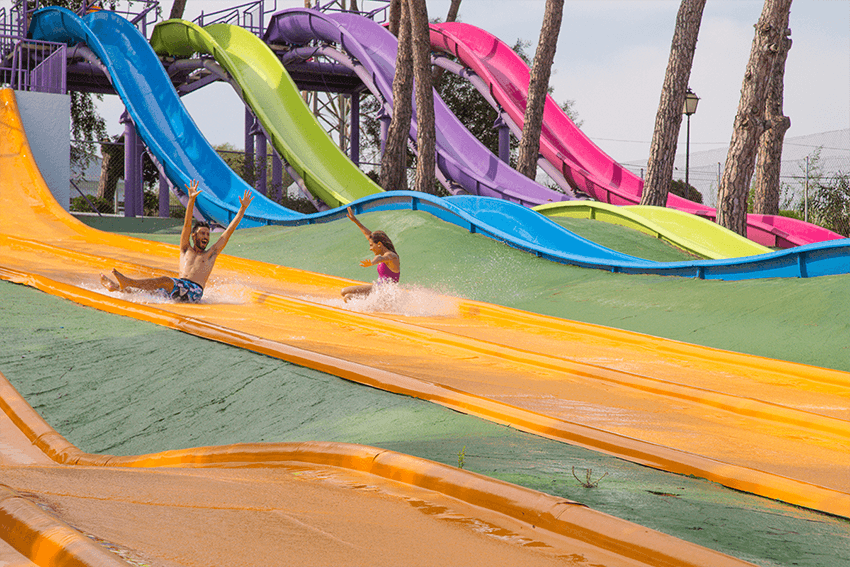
[
  {"left": 641, "top": 0, "right": 707, "bottom": 207},
  {"left": 380, "top": 0, "right": 414, "bottom": 191},
  {"left": 407, "top": 0, "right": 436, "bottom": 194},
  {"left": 717, "top": 0, "right": 793, "bottom": 236},
  {"left": 515, "top": 0, "right": 564, "bottom": 180},
  {"left": 752, "top": 9, "right": 792, "bottom": 215}
]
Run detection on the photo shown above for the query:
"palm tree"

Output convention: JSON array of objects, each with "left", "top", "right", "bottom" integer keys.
[
  {"left": 515, "top": 0, "right": 564, "bottom": 180},
  {"left": 640, "top": 0, "right": 707, "bottom": 207},
  {"left": 717, "top": 0, "right": 793, "bottom": 236}
]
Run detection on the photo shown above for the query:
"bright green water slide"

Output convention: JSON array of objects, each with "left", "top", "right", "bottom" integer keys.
[
  {"left": 149, "top": 20, "right": 383, "bottom": 209},
  {"left": 535, "top": 201, "right": 771, "bottom": 259}
]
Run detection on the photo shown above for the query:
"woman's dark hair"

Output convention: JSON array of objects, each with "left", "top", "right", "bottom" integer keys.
[
  {"left": 370, "top": 230, "right": 397, "bottom": 254},
  {"left": 192, "top": 221, "right": 210, "bottom": 234}
]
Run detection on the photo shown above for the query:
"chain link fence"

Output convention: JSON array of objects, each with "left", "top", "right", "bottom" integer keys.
[
  {"left": 69, "top": 143, "right": 320, "bottom": 217},
  {"left": 624, "top": 129, "right": 850, "bottom": 235}
]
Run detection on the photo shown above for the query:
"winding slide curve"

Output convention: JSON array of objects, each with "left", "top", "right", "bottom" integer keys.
[
  {"left": 428, "top": 22, "right": 844, "bottom": 249},
  {"left": 30, "top": 8, "right": 850, "bottom": 280},
  {"left": 263, "top": 8, "right": 570, "bottom": 207}
]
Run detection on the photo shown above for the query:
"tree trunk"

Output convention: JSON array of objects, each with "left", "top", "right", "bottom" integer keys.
[
  {"left": 169, "top": 0, "right": 188, "bottom": 20},
  {"left": 717, "top": 0, "right": 793, "bottom": 236},
  {"left": 97, "top": 135, "right": 123, "bottom": 204},
  {"left": 407, "top": 0, "right": 437, "bottom": 194},
  {"left": 431, "top": 0, "right": 463, "bottom": 88},
  {"left": 380, "top": 0, "right": 413, "bottom": 191},
  {"left": 516, "top": 0, "right": 564, "bottom": 180},
  {"left": 388, "top": 0, "right": 402, "bottom": 36},
  {"left": 753, "top": 15, "right": 792, "bottom": 216},
  {"left": 640, "top": 0, "right": 707, "bottom": 207}
]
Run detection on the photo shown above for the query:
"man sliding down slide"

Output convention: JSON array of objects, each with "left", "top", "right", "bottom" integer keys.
[{"left": 101, "top": 180, "right": 253, "bottom": 302}]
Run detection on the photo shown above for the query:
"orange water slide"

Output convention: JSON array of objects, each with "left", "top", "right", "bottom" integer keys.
[{"left": 2, "top": 84, "right": 849, "bottom": 532}]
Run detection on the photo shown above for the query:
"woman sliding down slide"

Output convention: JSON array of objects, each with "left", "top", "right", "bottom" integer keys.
[{"left": 342, "top": 207, "right": 401, "bottom": 302}]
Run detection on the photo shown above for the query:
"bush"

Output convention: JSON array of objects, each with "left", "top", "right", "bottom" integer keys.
[
  {"left": 670, "top": 179, "right": 703, "bottom": 204},
  {"left": 800, "top": 173, "right": 850, "bottom": 236},
  {"left": 70, "top": 195, "right": 113, "bottom": 214}
]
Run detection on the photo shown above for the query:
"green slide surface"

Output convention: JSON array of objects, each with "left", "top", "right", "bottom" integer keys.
[
  {"left": 150, "top": 20, "right": 382, "bottom": 209},
  {"left": 534, "top": 201, "right": 771, "bottom": 259}
]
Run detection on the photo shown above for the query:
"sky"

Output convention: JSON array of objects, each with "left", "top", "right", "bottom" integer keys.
[{"left": 5, "top": 0, "right": 849, "bottom": 167}]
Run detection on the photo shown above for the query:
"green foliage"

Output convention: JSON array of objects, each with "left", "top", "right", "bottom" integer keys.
[
  {"left": 780, "top": 148, "right": 850, "bottom": 236},
  {"left": 802, "top": 172, "right": 850, "bottom": 236},
  {"left": 670, "top": 179, "right": 703, "bottom": 204},
  {"left": 457, "top": 445, "right": 466, "bottom": 469},
  {"left": 214, "top": 143, "right": 317, "bottom": 214},
  {"left": 69, "top": 90, "right": 107, "bottom": 178},
  {"left": 777, "top": 209, "right": 803, "bottom": 221},
  {"left": 70, "top": 194, "right": 113, "bottom": 214}
]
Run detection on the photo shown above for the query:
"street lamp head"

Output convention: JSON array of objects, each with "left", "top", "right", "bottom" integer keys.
[{"left": 683, "top": 88, "right": 699, "bottom": 116}]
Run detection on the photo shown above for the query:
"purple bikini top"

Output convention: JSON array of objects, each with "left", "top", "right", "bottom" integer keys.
[{"left": 376, "top": 261, "right": 400, "bottom": 283}]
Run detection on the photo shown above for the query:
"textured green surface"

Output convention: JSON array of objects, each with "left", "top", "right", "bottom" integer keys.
[{"left": 2, "top": 280, "right": 848, "bottom": 567}]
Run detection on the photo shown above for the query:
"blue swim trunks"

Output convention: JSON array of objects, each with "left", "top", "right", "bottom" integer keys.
[{"left": 169, "top": 278, "right": 204, "bottom": 303}]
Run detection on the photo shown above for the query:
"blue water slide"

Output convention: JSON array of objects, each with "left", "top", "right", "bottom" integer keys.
[
  {"left": 29, "top": 8, "right": 850, "bottom": 281},
  {"left": 29, "top": 6, "right": 303, "bottom": 227}
]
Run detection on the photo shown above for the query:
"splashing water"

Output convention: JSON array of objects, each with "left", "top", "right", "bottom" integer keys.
[
  {"left": 83, "top": 279, "right": 250, "bottom": 305},
  {"left": 309, "top": 283, "right": 459, "bottom": 318},
  {"left": 84, "top": 276, "right": 454, "bottom": 317}
]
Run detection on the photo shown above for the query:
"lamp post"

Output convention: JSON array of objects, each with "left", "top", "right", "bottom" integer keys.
[{"left": 683, "top": 88, "right": 699, "bottom": 193}]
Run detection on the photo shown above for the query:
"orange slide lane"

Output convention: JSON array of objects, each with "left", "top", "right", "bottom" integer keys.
[
  {"left": 0, "top": 371, "right": 756, "bottom": 567},
  {"left": 2, "top": 87, "right": 849, "bottom": 523}
]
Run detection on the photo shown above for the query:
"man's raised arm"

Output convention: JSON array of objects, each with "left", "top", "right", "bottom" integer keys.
[
  {"left": 210, "top": 189, "right": 254, "bottom": 254},
  {"left": 180, "top": 180, "right": 201, "bottom": 252}
]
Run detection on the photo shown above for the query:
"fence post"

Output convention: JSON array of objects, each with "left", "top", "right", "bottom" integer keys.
[{"left": 804, "top": 155, "right": 809, "bottom": 223}]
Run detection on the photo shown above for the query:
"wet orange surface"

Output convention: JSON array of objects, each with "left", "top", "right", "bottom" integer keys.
[
  {"left": 0, "top": 368, "right": 754, "bottom": 567},
  {"left": 2, "top": 89, "right": 849, "bottom": 519},
  {"left": 0, "top": 87, "right": 835, "bottom": 564}
]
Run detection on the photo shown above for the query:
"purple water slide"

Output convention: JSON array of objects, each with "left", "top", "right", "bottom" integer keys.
[
  {"left": 265, "top": 8, "right": 571, "bottom": 207},
  {"left": 430, "top": 22, "right": 844, "bottom": 248}
]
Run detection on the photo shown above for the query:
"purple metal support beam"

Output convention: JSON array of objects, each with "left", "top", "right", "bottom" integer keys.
[
  {"left": 494, "top": 114, "right": 510, "bottom": 164},
  {"left": 350, "top": 91, "right": 360, "bottom": 166},
  {"left": 158, "top": 171, "right": 170, "bottom": 218},
  {"left": 244, "top": 105, "right": 255, "bottom": 187},
  {"left": 121, "top": 111, "right": 140, "bottom": 217},
  {"left": 377, "top": 106, "right": 390, "bottom": 156},
  {"left": 272, "top": 150, "right": 283, "bottom": 201},
  {"left": 256, "top": 130, "right": 267, "bottom": 195}
]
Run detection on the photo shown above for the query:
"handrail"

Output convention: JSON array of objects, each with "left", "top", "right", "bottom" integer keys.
[
  {"left": 0, "top": 36, "right": 66, "bottom": 94},
  {"left": 194, "top": 0, "right": 277, "bottom": 36},
  {"left": 70, "top": 179, "right": 103, "bottom": 216},
  {"left": 316, "top": 0, "right": 390, "bottom": 21}
]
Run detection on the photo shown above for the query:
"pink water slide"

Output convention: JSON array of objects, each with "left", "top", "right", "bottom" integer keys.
[{"left": 429, "top": 22, "right": 843, "bottom": 248}]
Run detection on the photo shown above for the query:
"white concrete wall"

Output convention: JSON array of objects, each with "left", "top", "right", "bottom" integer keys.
[{"left": 16, "top": 90, "right": 71, "bottom": 211}]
